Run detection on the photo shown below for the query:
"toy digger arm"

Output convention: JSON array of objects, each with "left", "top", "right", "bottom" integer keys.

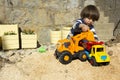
[
  {"left": 71, "top": 30, "right": 95, "bottom": 46},
  {"left": 72, "top": 32, "right": 86, "bottom": 41},
  {"left": 72, "top": 30, "right": 95, "bottom": 41}
]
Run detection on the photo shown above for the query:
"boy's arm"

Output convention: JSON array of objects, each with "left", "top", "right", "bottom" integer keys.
[
  {"left": 79, "top": 24, "right": 89, "bottom": 32},
  {"left": 90, "top": 28, "right": 99, "bottom": 41},
  {"left": 79, "top": 24, "right": 99, "bottom": 41},
  {"left": 67, "top": 21, "right": 81, "bottom": 39}
]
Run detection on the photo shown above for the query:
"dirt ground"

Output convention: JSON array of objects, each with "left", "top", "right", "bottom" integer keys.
[{"left": 0, "top": 44, "right": 120, "bottom": 80}]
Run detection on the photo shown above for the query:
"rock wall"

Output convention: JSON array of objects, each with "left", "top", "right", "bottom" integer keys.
[
  {"left": 0, "top": 0, "right": 87, "bottom": 44},
  {"left": 95, "top": 0, "right": 120, "bottom": 36},
  {"left": 0, "top": 0, "right": 119, "bottom": 44}
]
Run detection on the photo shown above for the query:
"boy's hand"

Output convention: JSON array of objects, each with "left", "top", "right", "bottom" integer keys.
[{"left": 79, "top": 24, "right": 89, "bottom": 32}]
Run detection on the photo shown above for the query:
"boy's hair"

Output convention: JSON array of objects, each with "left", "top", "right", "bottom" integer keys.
[{"left": 80, "top": 5, "right": 100, "bottom": 21}]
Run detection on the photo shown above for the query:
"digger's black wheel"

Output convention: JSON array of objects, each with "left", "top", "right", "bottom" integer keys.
[
  {"left": 78, "top": 51, "right": 87, "bottom": 62},
  {"left": 59, "top": 51, "right": 72, "bottom": 64}
]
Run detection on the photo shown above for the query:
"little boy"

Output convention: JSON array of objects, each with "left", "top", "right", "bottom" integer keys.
[{"left": 67, "top": 5, "right": 100, "bottom": 41}]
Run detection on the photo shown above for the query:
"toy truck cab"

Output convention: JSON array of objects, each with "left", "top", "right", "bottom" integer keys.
[{"left": 89, "top": 44, "right": 110, "bottom": 66}]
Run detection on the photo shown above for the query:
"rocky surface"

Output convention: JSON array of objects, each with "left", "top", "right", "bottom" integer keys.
[
  {"left": 0, "top": 43, "right": 120, "bottom": 80},
  {"left": 105, "top": 35, "right": 120, "bottom": 47}
]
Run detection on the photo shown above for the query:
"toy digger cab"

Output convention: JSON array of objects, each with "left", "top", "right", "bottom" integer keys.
[{"left": 54, "top": 30, "right": 95, "bottom": 64}]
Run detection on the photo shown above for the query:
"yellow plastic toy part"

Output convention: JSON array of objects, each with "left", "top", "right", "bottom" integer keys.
[{"left": 71, "top": 30, "right": 95, "bottom": 48}]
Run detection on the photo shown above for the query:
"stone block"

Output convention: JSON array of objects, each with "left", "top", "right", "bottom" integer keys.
[
  {"left": 0, "top": 7, "right": 5, "bottom": 21},
  {"left": 0, "top": 0, "right": 4, "bottom": 6},
  {"left": 55, "top": 12, "right": 75, "bottom": 25},
  {"left": 31, "top": 9, "right": 53, "bottom": 26}
]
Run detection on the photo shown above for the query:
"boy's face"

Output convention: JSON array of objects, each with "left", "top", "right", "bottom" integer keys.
[{"left": 84, "top": 18, "right": 94, "bottom": 25}]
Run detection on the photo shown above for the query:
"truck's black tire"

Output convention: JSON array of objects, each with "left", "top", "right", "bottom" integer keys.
[
  {"left": 103, "top": 62, "right": 110, "bottom": 66},
  {"left": 78, "top": 51, "right": 87, "bottom": 62},
  {"left": 105, "top": 62, "right": 110, "bottom": 65},
  {"left": 59, "top": 51, "right": 72, "bottom": 64},
  {"left": 89, "top": 57, "right": 98, "bottom": 66}
]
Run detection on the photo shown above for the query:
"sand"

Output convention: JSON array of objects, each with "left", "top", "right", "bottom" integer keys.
[{"left": 0, "top": 44, "right": 120, "bottom": 80}]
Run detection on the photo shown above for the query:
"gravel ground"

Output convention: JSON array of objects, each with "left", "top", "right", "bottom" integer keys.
[{"left": 0, "top": 44, "right": 120, "bottom": 80}]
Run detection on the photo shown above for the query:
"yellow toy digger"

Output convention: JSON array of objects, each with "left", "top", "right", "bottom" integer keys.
[{"left": 54, "top": 30, "right": 95, "bottom": 64}]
